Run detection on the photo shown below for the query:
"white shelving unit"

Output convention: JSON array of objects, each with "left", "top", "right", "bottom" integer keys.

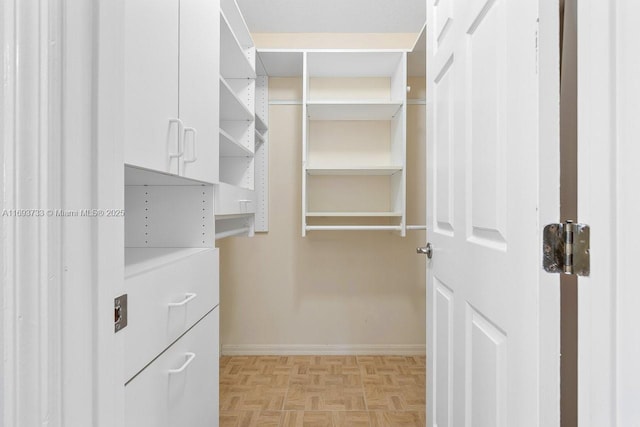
[
  {"left": 216, "top": 0, "right": 265, "bottom": 239},
  {"left": 123, "top": 165, "right": 220, "bottom": 427},
  {"left": 302, "top": 50, "right": 408, "bottom": 235},
  {"left": 121, "top": 0, "right": 222, "bottom": 423},
  {"left": 254, "top": 70, "right": 270, "bottom": 232}
]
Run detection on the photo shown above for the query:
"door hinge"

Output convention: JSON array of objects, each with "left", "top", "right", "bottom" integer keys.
[
  {"left": 114, "top": 294, "right": 128, "bottom": 333},
  {"left": 543, "top": 221, "right": 590, "bottom": 276}
]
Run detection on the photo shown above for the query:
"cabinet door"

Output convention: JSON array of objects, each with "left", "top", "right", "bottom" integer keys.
[
  {"left": 124, "top": 248, "right": 219, "bottom": 381},
  {"left": 179, "top": 0, "right": 220, "bottom": 183},
  {"left": 124, "top": 0, "right": 180, "bottom": 174},
  {"left": 125, "top": 308, "right": 219, "bottom": 427}
]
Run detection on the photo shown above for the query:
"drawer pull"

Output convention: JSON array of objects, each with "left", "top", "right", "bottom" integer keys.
[
  {"left": 168, "top": 352, "right": 196, "bottom": 374},
  {"left": 168, "top": 293, "right": 197, "bottom": 308}
]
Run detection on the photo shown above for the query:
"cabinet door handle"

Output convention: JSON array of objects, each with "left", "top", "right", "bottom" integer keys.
[
  {"left": 168, "top": 293, "right": 197, "bottom": 308},
  {"left": 168, "top": 352, "right": 196, "bottom": 374},
  {"left": 168, "top": 118, "right": 185, "bottom": 158},
  {"left": 183, "top": 127, "right": 197, "bottom": 163}
]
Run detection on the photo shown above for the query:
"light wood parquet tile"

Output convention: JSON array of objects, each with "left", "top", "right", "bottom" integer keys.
[
  {"left": 369, "top": 411, "right": 426, "bottom": 426},
  {"left": 219, "top": 355, "right": 426, "bottom": 425},
  {"left": 220, "top": 384, "right": 288, "bottom": 411},
  {"left": 282, "top": 411, "right": 333, "bottom": 427},
  {"left": 363, "top": 384, "right": 425, "bottom": 411},
  {"left": 220, "top": 410, "right": 283, "bottom": 427},
  {"left": 285, "top": 383, "right": 367, "bottom": 411},
  {"left": 332, "top": 411, "right": 372, "bottom": 426}
]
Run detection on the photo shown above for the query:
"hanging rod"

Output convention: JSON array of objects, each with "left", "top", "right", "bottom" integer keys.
[
  {"left": 406, "top": 225, "right": 427, "bottom": 230},
  {"left": 305, "top": 225, "right": 402, "bottom": 231},
  {"left": 215, "top": 227, "right": 250, "bottom": 240}
]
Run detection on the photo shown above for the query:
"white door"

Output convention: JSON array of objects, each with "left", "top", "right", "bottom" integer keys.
[
  {"left": 124, "top": 0, "right": 180, "bottom": 175},
  {"left": 577, "top": 0, "right": 640, "bottom": 425},
  {"left": 179, "top": 0, "right": 220, "bottom": 183},
  {"left": 425, "top": 0, "right": 560, "bottom": 425}
]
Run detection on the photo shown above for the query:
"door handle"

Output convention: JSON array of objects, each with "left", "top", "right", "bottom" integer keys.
[
  {"left": 168, "top": 293, "right": 197, "bottom": 308},
  {"left": 417, "top": 243, "right": 433, "bottom": 259},
  {"left": 168, "top": 352, "right": 196, "bottom": 375},
  {"left": 168, "top": 118, "right": 184, "bottom": 158},
  {"left": 183, "top": 127, "right": 197, "bottom": 163}
]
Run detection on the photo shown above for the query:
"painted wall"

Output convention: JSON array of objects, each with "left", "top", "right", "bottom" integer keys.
[{"left": 218, "top": 34, "right": 426, "bottom": 353}]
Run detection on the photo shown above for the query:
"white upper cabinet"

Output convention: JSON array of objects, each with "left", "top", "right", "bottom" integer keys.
[
  {"left": 124, "top": 0, "right": 180, "bottom": 176},
  {"left": 179, "top": 0, "right": 220, "bottom": 183},
  {"left": 124, "top": 0, "right": 220, "bottom": 183}
]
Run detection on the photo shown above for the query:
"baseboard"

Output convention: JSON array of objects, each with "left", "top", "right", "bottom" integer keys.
[{"left": 221, "top": 344, "right": 426, "bottom": 356}]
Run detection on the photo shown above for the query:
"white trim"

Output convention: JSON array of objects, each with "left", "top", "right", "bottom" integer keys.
[
  {"left": 221, "top": 344, "right": 426, "bottom": 356},
  {"left": 2, "top": 1, "right": 124, "bottom": 425},
  {"left": 578, "top": 1, "right": 640, "bottom": 425}
]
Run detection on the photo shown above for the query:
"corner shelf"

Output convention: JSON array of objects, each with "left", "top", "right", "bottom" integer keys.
[
  {"left": 216, "top": 0, "right": 260, "bottom": 239},
  {"left": 220, "top": 77, "right": 254, "bottom": 121},
  {"left": 220, "top": 129, "right": 253, "bottom": 157},
  {"left": 254, "top": 129, "right": 265, "bottom": 145},
  {"left": 255, "top": 113, "right": 268, "bottom": 132},
  {"left": 220, "top": 12, "right": 256, "bottom": 79}
]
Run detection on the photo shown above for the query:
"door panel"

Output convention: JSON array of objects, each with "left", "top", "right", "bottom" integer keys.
[
  {"left": 434, "top": 279, "right": 454, "bottom": 427},
  {"left": 466, "top": 0, "right": 507, "bottom": 247},
  {"left": 124, "top": 0, "right": 179, "bottom": 174},
  {"left": 433, "top": 56, "right": 455, "bottom": 235},
  {"left": 426, "top": 0, "right": 560, "bottom": 425},
  {"left": 179, "top": 0, "right": 220, "bottom": 183},
  {"left": 466, "top": 306, "right": 507, "bottom": 426},
  {"left": 435, "top": 0, "right": 454, "bottom": 47}
]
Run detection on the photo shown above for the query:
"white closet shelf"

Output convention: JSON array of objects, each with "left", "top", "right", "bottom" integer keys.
[
  {"left": 215, "top": 213, "right": 254, "bottom": 240},
  {"left": 220, "top": 11, "right": 255, "bottom": 79},
  {"left": 306, "top": 211, "right": 402, "bottom": 217},
  {"left": 306, "top": 166, "right": 403, "bottom": 175},
  {"left": 220, "top": 78, "right": 255, "bottom": 121},
  {"left": 221, "top": 0, "right": 253, "bottom": 49},
  {"left": 215, "top": 227, "right": 251, "bottom": 240},
  {"left": 254, "top": 129, "right": 265, "bottom": 145},
  {"left": 307, "top": 51, "right": 405, "bottom": 77},
  {"left": 220, "top": 129, "right": 253, "bottom": 157},
  {"left": 255, "top": 113, "right": 268, "bottom": 131},
  {"left": 125, "top": 247, "right": 210, "bottom": 278},
  {"left": 306, "top": 101, "right": 403, "bottom": 120}
]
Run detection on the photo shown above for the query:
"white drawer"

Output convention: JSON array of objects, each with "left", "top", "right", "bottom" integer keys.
[
  {"left": 124, "top": 248, "right": 219, "bottom": 380},
  {"left": 215, "top": 182, "right": 256, "bottom": 215},
  {"left": 125, "top": 308, "right": 219, "bottom": 427}
]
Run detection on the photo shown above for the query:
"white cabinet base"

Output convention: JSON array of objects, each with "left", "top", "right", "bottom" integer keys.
[{"left": 125, "top": 308, "right": 219, "bottom": 427}]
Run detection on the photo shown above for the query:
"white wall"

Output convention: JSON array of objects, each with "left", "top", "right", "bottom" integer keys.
[{"left": 218, "top": 34, "right": 426, "bottom": 354}]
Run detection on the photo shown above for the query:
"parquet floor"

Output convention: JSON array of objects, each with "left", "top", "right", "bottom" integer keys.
[{"left": 220, "top": 355, "right": 426, "bottom": 426}]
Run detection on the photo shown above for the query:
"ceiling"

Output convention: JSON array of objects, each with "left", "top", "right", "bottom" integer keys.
[{"left": 236, "top": 0, "right": 426, "bottom": 34}]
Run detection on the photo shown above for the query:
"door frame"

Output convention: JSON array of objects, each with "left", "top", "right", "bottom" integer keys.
[
  {"left": 1, "top": 1, "right": 124, "bottom": 425},
  {"left": 577, "top": 0, "right": 640, "bottom": 425}
]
